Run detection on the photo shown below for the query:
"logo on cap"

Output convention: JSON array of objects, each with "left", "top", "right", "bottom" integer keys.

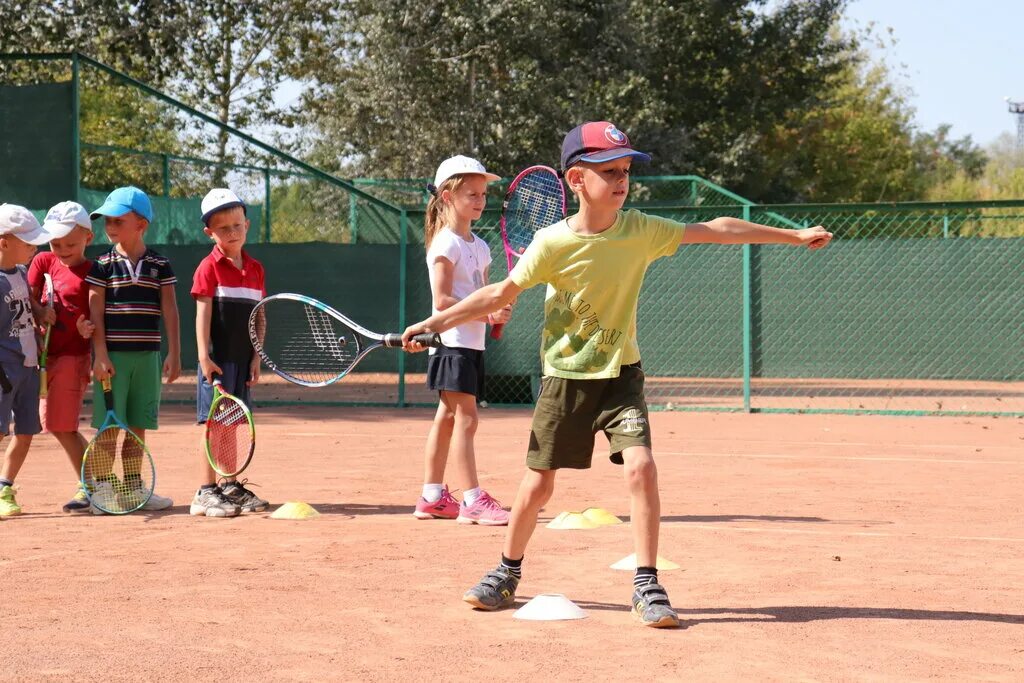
[{"left": 604, "top": 124, "right": 627, "bottom": 146}]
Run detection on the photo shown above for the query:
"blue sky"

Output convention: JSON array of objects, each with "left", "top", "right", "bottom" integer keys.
[{"left": 842, "top": 0, "right": 1024, "bottom": 146}]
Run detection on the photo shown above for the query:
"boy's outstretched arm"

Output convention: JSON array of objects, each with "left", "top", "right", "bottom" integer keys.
[
  {"left": 682, "top": 218, "right": 832, "bottom": 249},
  {"left": 402, "top": 277, "right": 522, "bottom": 349}
]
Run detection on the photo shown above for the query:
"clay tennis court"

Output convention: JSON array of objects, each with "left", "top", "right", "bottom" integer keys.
[{"left": 4, "top": 403, "right": 1022, "bottom": 680}]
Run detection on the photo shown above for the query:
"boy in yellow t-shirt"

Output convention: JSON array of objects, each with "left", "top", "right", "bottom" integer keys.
[{"left": 402, "top": 121, "right": 832, "bottom": 627}]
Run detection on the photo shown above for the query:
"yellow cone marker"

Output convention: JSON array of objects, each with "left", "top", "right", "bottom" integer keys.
[
  {"left": 581, "top": 507, "right": 623, "bottom": 526},
  {"left": 270, "top": 501, "right": 320, "bottom": 520},
  {"left": 546, "top": 511, "right": 599, "bottom": 530},
  {"left": 610, "top": 553, "right": 680, "bottom": 571}
]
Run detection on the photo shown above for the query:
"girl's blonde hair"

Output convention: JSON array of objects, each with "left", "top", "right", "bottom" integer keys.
[{"left": 424, "top": 175, "right": 468, "bottom": 249}]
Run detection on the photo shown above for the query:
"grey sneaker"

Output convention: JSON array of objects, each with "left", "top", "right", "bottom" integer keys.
[
  {"left": 463, "top": 566, "right": 519, "bottom": 610},
  {"left": 632, "top": 582, "right": 680, "bottom": 628},
  {"left": 190, "top": 487, "right": 241, "bottom": 518},
  {"left": 221, "top": 480, "right": 269, "bottom": 513}
]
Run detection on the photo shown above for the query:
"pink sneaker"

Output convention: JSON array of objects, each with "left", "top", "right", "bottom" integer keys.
[
  {"left": 413, "top": 486, "right": 459, "bottom": 520},
  {"left": 457, "top": 491, "right": 509, "bottom": 526}
]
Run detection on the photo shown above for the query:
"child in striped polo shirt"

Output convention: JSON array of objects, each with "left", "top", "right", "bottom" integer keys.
[{"left": 86, "top": 187, "right": 180, "bottom": 512}]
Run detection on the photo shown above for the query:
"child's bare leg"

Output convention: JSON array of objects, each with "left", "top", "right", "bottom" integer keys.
[
  {"left": 423, "top": 397, "right": 455, "bottom": 484},
  {"left": 199, "top": 434, "right": 216, "bottom": 486},
  {"left": 0, "top": 434, "right": 34, "bottom": 482},
  {"left": 445, "top": 391, "right": 480, "bottom": 490},
  {"left": 52, "top": 431, "right": 87, "bottom": 476},
  {"left": 621, "top": 445, "right": 660, "bottom": 566},
  {"left": 503, "top": 468, "right": 557, "bottom": 559}
]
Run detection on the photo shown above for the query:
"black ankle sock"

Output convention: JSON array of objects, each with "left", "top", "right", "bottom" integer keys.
[
  {"left": 500, "top": 555, "right": 523, "bottom": 579},
  {"left": 634, "top": 566, "right": 658, "bottom": 588},
  {"left": 0, "top": 478, "right": 12, "bottom": 488},
  {"left": 200, "top": 484, "right": 217, "bottom": 492}
]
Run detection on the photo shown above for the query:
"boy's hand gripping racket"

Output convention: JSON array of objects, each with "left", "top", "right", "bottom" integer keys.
[
  {"left": 204, "top": 375, "right": 256, "bottom": 477},
  {"left": 39, "top": 274, "right": 54, "bottom": 398},
  {"left": 248, "top": 293, "right": 442, "bottom": 387},
  {"left": 81, "top": 378, "right": 157, "bottom": 514},
  {"left": 490, "top": 166, "right": 566, "bottom": 339}
]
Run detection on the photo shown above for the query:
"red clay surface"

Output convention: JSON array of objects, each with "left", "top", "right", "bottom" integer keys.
[{"left": 4, "top": 404, "right": 1023, "bottom": 681}]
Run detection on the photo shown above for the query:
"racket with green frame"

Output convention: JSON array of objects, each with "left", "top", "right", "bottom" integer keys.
[
  {"left": 204, "top": 375, "right": 256, "bottom": 477},
  {"left": 38, "top": 274, "right": 54, "bottom": 398}
]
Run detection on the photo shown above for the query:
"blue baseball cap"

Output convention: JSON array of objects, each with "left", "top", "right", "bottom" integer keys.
[
  {"left": 560, "top": 121, "right": 651, "bottom": 171},
  {"left": 90, "top": 186, "right": 153, "bottom": 222}
]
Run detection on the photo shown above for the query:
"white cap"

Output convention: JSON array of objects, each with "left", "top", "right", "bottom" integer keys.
[
  {"left": 433, "top": 155, "right": 501, "bottom": 189},
  {"left": 201, "top": 188, "right": 246, "bottom": 224},
  {"left": 0, "top": 204, "right": 51, "bottom": 245},
  {"left": 42, "top": 201, "right": 92, "bottom": 239}
]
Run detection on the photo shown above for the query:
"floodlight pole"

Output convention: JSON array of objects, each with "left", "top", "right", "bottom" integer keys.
[{"left": 1009, "top": 100, "right": 1024, "bottom": 151}]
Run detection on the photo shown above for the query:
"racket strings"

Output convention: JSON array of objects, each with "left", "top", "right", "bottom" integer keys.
[
  {"left": 256, "top": 300, "right": 362, "bottom": 385},
  {"left": 505, "top": 172, "right": 565, "bottom": 253},
  {"left": 82, "top": 427, "right": 155, "bottom": 513},
  {"left": 207, "top": 398, "right": 253, "bottom": 476}
]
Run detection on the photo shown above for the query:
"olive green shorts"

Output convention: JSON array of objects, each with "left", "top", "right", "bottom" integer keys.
[{"left": 526, "top": 363, "right": 652, "bottom": 470}]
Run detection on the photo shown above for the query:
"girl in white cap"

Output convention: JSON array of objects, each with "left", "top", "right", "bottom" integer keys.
[{"left": 413, "top": 156, "right": 512, "bottom": 525}]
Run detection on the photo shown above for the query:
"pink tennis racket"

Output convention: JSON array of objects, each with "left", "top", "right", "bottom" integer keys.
[{"left": 490, "top": 165, "right": 567, "bottom": 339}]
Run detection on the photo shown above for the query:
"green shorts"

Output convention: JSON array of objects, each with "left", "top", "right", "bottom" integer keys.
[
  {"left": 526, "top": 363, "right": 652, "bottom": 470},
  {"left": 92, "top": 351, "right": 162, "bottom": 430}
]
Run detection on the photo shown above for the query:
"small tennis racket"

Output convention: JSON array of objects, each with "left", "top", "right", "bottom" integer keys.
[
  {"left": 81, "top": 378, "right": 156, "bottom": 514},
  {"left": 204, "top": 375, "right": 255, "bottom": 477},
  {"left": 490, "top": 165, "right": 567, "bottom": 339},
  {"left": 39, "top": 274, "right": 54, "bottom": 398},
  {"left": 249, "top": 293, "right": 442, "bottom": 387}
]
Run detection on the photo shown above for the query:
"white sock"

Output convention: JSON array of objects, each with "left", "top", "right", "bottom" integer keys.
[
  {"left": 463, "top": 487, "right": 482, "bottom": 505},
  {"left": 422, "top": 483, "right": 445, "bottom": 503}
]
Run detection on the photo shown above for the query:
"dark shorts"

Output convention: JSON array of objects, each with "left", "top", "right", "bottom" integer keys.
[
  {"left": 426, "top": 346, "right": 485, "bottom": 398},
  {"left": 526, "top": 363, "right": 651, "bottom": 470},
  {"left": 197, "top": 362, "right": 252, "bottom": 424}
]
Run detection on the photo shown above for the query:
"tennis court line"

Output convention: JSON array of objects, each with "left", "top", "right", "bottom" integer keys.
[
  {"left": 662, "top": 451, "right": 1021, "bottom": 465},
  {"left": 675, "top": 523, "right": 1024, "bottom": 543}
]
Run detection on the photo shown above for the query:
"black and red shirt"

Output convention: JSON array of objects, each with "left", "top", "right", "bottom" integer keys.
[{"left": 191, "top": 247, "right": 266, "bottom": 364}]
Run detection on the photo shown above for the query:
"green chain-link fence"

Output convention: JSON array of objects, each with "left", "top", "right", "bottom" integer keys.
[{"left": 3, "top": 53, "right": 1022, "bottom": 415}]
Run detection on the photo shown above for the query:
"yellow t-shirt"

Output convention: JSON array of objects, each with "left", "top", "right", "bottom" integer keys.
[{"left": 509, "top": 209, "right": 684, "bottom": 379}]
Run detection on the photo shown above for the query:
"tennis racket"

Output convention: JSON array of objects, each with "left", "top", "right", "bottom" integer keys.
[
  {"left": 39, "top": 274, "right": 54, "bottom": 398},
  {"left": 249, "top": 293, "right": 442, "bottom": 387},
  {"left": 490, "top": 165, "right": 566, "bottom": 339},
  {"left": 81, "top": 378, "right": 156, "bottom": 514},
  {"left": 204, "top": 375, "right": 255, "bottom": 477}
]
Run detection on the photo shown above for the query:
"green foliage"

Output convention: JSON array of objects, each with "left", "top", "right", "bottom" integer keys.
[{"left": 302, "top": 0, "right": 851, "bottom": 183}]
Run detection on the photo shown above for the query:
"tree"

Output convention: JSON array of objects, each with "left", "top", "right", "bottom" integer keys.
[{"left": 303, "top": 0, "right": 851, "bottom": 183}]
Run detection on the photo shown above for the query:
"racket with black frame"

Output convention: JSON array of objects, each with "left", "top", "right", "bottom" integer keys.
[
  {"left": 80, "top": 378, "right": 156, "bottom": 514},
  {"left": 204, "top": 374, "right": 256, "bottom": 477},
  {"left": 490, "top": 165, "right": 567, "bottom": 339},
  {"left": 249, "top": 293, "right": 442, "bottom": 387}
]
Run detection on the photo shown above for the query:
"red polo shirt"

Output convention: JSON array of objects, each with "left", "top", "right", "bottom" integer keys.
[{"left": 191, "top": 247, "right": 266, "bottom": 364}]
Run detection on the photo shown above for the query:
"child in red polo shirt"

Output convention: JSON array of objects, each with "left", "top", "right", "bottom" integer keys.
[{"left": 189, "top": 189, "right": 267, "bottom": 517}]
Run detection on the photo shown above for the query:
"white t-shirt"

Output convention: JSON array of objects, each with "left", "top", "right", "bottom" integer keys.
[{"left": 426, "top": 228, "right": 492, "bottom": 351}]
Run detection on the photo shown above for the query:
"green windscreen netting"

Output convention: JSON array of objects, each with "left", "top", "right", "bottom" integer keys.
[{"left": 0, "top": 82, "right": 74, "bottom": 207}]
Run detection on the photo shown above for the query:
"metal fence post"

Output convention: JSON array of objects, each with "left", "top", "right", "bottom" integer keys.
[
  {"left": 397, "top": 208, "right": 409, "bottom": 406},
  {"left": 71, "top": 53, "right": 80, "bottom": 202},
  {"left": 742, "top": 204, "right": 753, "bottom": 412},
  {"left": 161, "top": 154, "right": 171, "bottom": 197},
  {"left": 263, "top": 168, "right": 272, "bottom": 243},
  {"left": 943, "top": 214, "right": 949, "bottom": 239},
  {"left": 349, "top": 193, "right": 359, "bottom": 244}
]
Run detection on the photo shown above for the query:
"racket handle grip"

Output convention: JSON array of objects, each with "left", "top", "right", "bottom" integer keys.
[
  {"left": 489, "top": 323, "right": 505, "bottom": 339},
  {"left": 382, "top": 333, "right": 442, "bottom": 348}
]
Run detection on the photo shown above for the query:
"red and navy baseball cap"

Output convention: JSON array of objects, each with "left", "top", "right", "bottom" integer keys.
[{"left": 560, "top": 121, "right": 651, "bottom": 171}]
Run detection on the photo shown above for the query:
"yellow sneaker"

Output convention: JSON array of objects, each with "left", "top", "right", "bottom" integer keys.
[{"left": 0, "top": 484, "right": 22, "bottom": 516}]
